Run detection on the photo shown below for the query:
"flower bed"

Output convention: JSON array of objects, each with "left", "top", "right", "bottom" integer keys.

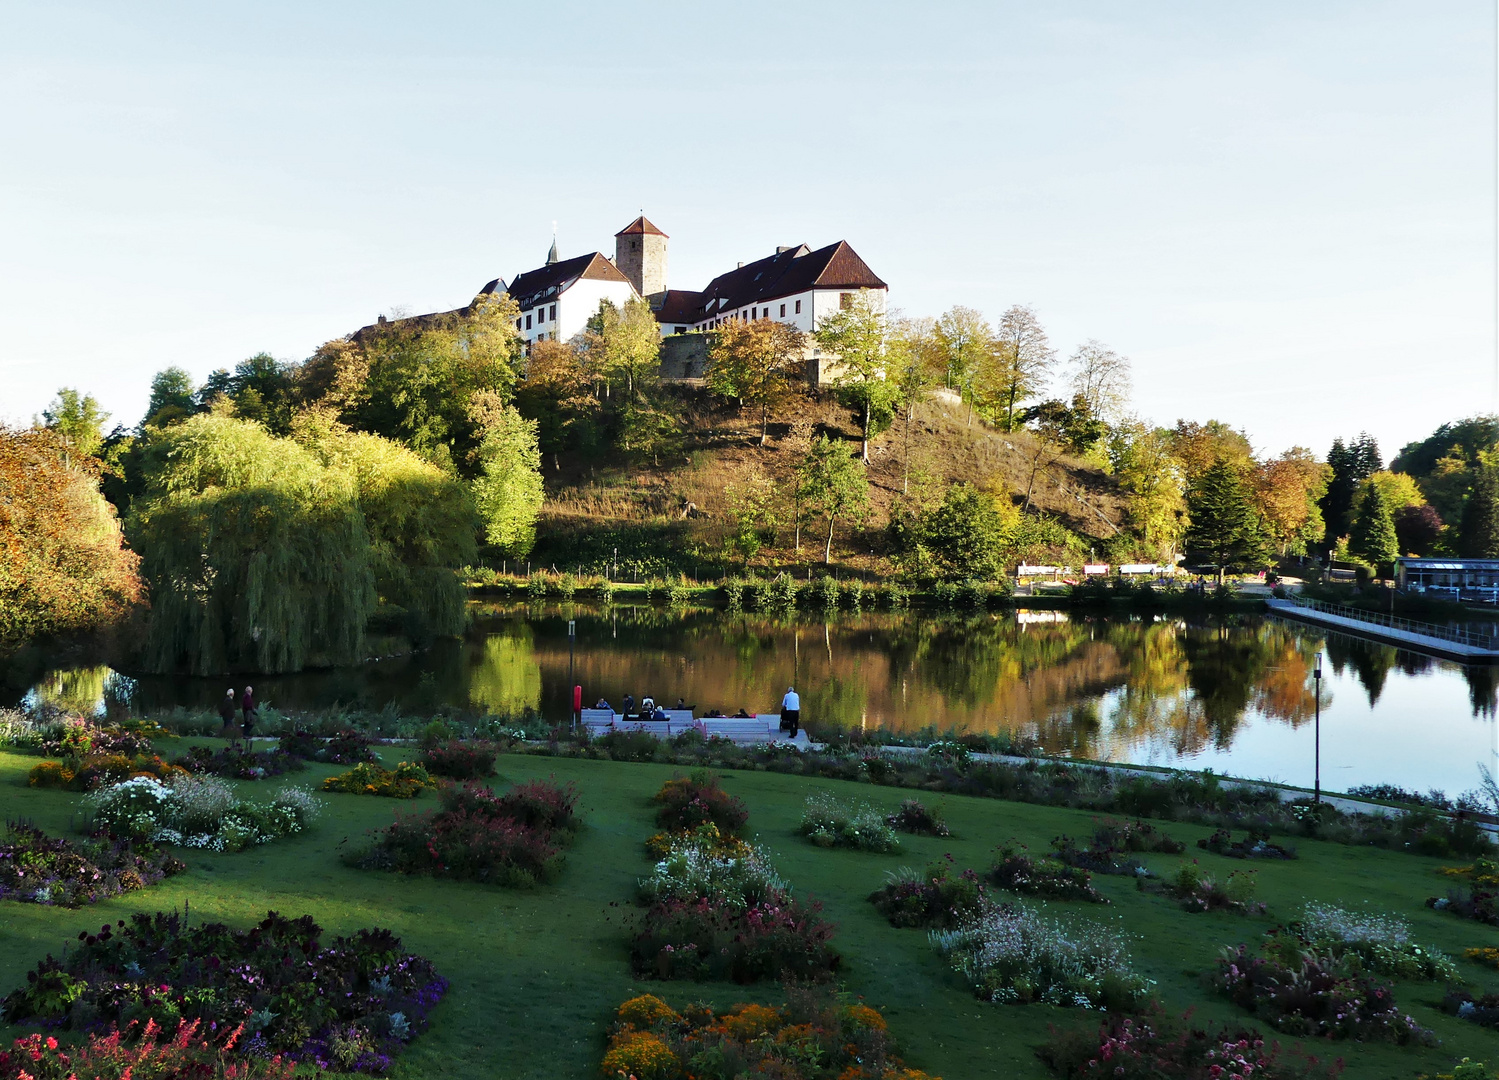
[
  {"left": 418, "top": 740, "right": 498, "bottom": 780},
  {"left": 0, "top": 822, "right": 185, "bottom": 907},
  {"left": 1214, "top": 938, "right": 1435, "bottom": 1044},
  {"left": 638, "top": 827, "right": 787, "bottom": 910},
  {"left": 0, "top": 1020, "right": 297, "bottom": 1080},
  {"left": 652, "top": 771, "right": 749, "bottom": 836},
  {"left": 1040, "top": 1010, "right": 1345, "bottom": 1079},
  {"left": 630, "top": 895, "right": 840, "bottom": 983},
  {"left": 1197, "top": 828, "right": 1297, "bottom": 860},
  {"left": 599, "top": 989, "right": 940, "bottom": 1080},
  {"left": 1443, "top": 988, "right": 1499, "bottom": 1029},
  {"left": 1140, "top": 861, "right": 1263, "bottom": 915},
  {"left": 1466, "top": 945, "right": 1499, "bottom": 970},
  {"left": 931, "top": 903, "right": 1149, "bottom": 1009},
  {"left": 987, "top": 844, "right": 1107, "bottom": 903},
  {"left": 38, "top": 718, "right": 155, "bottom": 760},
  {"left": 798, "top": 792, "right": 900, "bottom": 852},
  {"left": 1, "top": 910, "right": 448, "bottom": 1073},
  {"left": 86, "top": 775, "right": 322, "bottom": 852},
  {"left": 28, "top": 754, "right": 186, "bottom": 792},
  {"left": 323, "top": 761, "right": 435, "bottom": 798},
  {"left": 885, "top": 798, "right": 952, "bottom": 836},
  {"left": 869, "top": 858, "right": 988, "bottom": 929},
  {"left": 1291, "top": 902, "right": 1458, "bottom": 981},
  {"left": 1429, "top": 886, "right": 1499, "bottom": 926},
  {"left": 280, "top": 728, "right": 379, "bottom": 765},
  {"left": 175, "top": 744, "right": 306, "bottom": 780},
  {"left": 354, "top": 779, "right": 579, "bottom": 887},
  {"left": 1440, "top": 856, "right": 1499, "bottom": 887}
]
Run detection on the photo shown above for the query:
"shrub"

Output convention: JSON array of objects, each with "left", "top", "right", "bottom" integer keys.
[
  {"left": 885, "top": 798, "right": 952, "bottom": 837},
  {"left": 1, "top": 910, "right": 447, "bottom": 1072},
  {"left": 1292, "top": 902, "right": 1458, "bottom": 981},
  {"left": 798, "top": 792, "right": 900, "bottom": 852},
  {"left": 1198, "top": 828, "right": 1297, "bottom": 860},
  {"left": 355, "top": 780, "right": 578, "bottom": 887},
  {"left": 931, "top": 904, "right": 1149, "bottom": 1009},
  {"left": 1142, "top": 861, "right": 1263, "bottom": 915},
  {"left": 599, "top": 986, "right": 934, "bottom": 1080},
  {"left": 652, "top": 771, "right": 749, "bottom": 836},
  {"left": 0, "top": 822, "right": 184, "bottom": 907},
  {"left": 1039, "top": 1010, "right": 1347, "bottom": 1079},
  {"left": 29, "top": 754, "right": 186, "bottom": 792},
  {"left": 869, "top": 859, "right": 988, "bottom": 929},
  {"left": 1214, "top": 938, "right": 1434, "bottom": 1043},
  {"left": 639, "top": 829, "right": 788, "bottom": 911},
  {"left": 279, "top": 728, "right": 378, "bottom": 765},
  {"left": 1443, "top": 988, "right": 1499, "bottom": 1029},
  {"left": 85, "top": 775, "right": 322, "bottom": 852},
  {"left": 419, "top": 740, "right": 498, "bottom": 780},
  {"left": 1092, "top": 818, "right": 1185, "bottom": 854},
  {"left": 629, "top": 894, "right": 840, "bottom": 983},
  {"left": 0, "top": 1019, "right": 298, "bottom": 1080},
  {"left": 1429, "top": 886, "right": 1499, "bottom": 926},
  {"left": 987, "top": 844, "right": 1107, "bottom": 903},
  {"left": 323, "top": 761, "right": 434, "bottom": 798},
  {"left": 174, "top": 744, "right": 305, "bottom": 781}
]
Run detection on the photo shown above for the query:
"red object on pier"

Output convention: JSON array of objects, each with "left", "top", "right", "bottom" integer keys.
[{"left": 573, "top": 685, "right": 582, "bottom": 712}]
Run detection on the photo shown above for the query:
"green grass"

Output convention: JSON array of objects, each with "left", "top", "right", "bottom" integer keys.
[{"left": 0, "top": 742, "right": 1495, "bottom": 1078}]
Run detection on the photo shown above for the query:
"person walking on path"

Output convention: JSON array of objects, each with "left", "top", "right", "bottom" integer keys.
[
  {"left": 217, "top": 689, "right": 238, "bottom": 739},
  {"left": 780, "top": 686, "right": 801, "bottom": 738},
  {"left": 240, "top": 686, "right": 257, "bottom": 745}
]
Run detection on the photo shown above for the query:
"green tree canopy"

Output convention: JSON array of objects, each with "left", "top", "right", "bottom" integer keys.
[
  {"left": 705, "top": 317, "right": 808, "bottom": 444},
  {"left": 1183, "top": 459, "right": 1270, "bottom": 581},
  {"left": 1459, "top": 461, "right": 1499, "bottom": 559},
  {"left": 40, "top": 388, "right": 110, "bottom": 459},
  {"left": 796, "top": 435, "right": 871, "bottom": 564},
  {"left": 142, "top": 367, "right": 199, "bottom": 429},
  {"left": 1348, "top": 482, "right": 1399, "bottom": 565},
  {"left": 468, "top": 395, "right": 545, "bottom": 559},
  {"left": 918, "top": 482, "right": 1019, "bottom": 580},
  {"left": 129, "top": 415, "right": 376, "bottom": 674},
  {"left": 1319, "top": 432, "right": 1382, "bottom": 547},
  {"left": 814, "top": 289, "right": 888, "bottom": 462}
]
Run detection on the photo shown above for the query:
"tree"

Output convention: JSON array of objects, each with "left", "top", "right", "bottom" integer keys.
[
  {"left": 585, "top": 297, "right": 661, "bottom": 398},
  {"left": 0, "top": 426, "right": 141, "bottom": 653},
  {"left": 514, "top": 338, "right": 600, "bottom": 464},
  {"left": 467, "top": 395, "right": 545, "bottom": 558},
  {"left": 1393, "top": 504, "right": 1443, "bottom": 556},
  {"left": 128, "top": 415, "right": 375, "bottom": 674},
  {"left": 919, "top": 482, "right": 1019, "bottom": 580},
  {"left": 1067, "top": 340, "right": 1133, "bottom": 422},
  {"left": 1168, "top": 420, "right": 1254, "bottom": 487},
  {"left": 227, "top": 353, "right": 296, "bottom": 435},
  {"left": 1320, "top": 432, "right": 1382, "bottom": 547},
  {"left": 1251, "top": 448, "right": 1329, "bottom": 556},
  {"left": 40, "top": 388, "right": 110, "bottom": 459},
  {"left": 722, "top": 469, "right": 779, "bottom": 566},
  {"left": 1459, "top": 460, "right": 1499, "bottom": 558},
  {"left": 296, "top": 339, "right": 370, "bottom": 415},
  {"left": 1183, "top": 459, "right": 1270, "bottom": 582},
  {"left": 933, "top": 306, "right": 994, "bottom": 423},
  {"left": 1110, "top": 420, "right": 1188, "bottom": 563},
  {"left": 888, "top": 315, "right": 947, "bottom": 493},
  {"left": 706, "top": 317, "right": 808, "bottom": 444},
  {"left": 988, "top": 305, "right": 1055, "bottom": 432},
  {"left": 1348, "top": 483, "right": 1399, "bottom": 566},
  {"left": 814, "top": 289, "right": 887, "bottom": 462},
  {"left": 142, "top": 367, "right": 198, "bottom": 429},
  {"left": 796, "top": 435, "right": 871, "bottom": 564}
]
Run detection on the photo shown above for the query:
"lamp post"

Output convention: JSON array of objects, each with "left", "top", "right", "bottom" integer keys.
[
  {"left": 1313, "top": 651, "right": 1323, "bottom": 804},
  {"left": 568, "top": 619, "right": 576, "bottom": 731}
]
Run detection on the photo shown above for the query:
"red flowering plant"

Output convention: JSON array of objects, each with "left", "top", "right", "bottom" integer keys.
[
  {"left": 353, "top": 779, "right": 580, "bottom": 887},
  {"left": 599, "top": 986, "right": 941, "bottom": 1080},
  {"left": 868, "top": 857, "right": 988, "bottom": 930},
  {"left": 630, "top": 893, "right": 840, "bottom": 983},
  {"left": 0, "top": 1018, "right": 296, "bottom": 1080},
  {"left": 418, "top": 740, "right": 498, "bottom": 780},
  {"left": 0, "top": 822, "right": 185, "bottom": 907},
  {"left": 1, "top": 910, "right": 448, "bottom": 1074},
  {"left": 1039, "top": 1009, "right": 1345, "bottom": 1079},
  {"left": 652, "top": 771, "right": 748, "bottom": 837}
]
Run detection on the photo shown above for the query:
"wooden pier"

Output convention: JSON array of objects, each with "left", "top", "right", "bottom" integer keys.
[{"left": 1267, "top": 596, "right": 1499, "bottom": 663}]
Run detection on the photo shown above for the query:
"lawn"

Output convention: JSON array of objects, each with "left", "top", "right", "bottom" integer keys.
[{"left": 0, "top": 740, "right": 1495, "bottom": 1079}]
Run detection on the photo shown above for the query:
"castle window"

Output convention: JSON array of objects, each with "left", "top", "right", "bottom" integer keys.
[
  {"left": 516, "top": 318, "right": 522, "bottom": 330},
  {"left": 549, "top": 304, "right": 556, "bottom": 321},
  {"left": 780, "top": 303, "right": 786, "bottom": 317},
  {"left": 525, "top": 314, "right": 532, "bottom": 330},
  {"left": 795, "top": 299, "right": 802, "bottom": 314},
  {"left": 840, "top": 292, "right": 855, "bottom": 310}
]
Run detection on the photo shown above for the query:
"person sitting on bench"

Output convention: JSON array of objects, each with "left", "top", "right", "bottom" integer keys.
[
  {"left": 704, "top": 708, "right": 723, "bottom": 718},
  {"left": 674, "top": 697, "right": 687, "bottom": 709},
  {"left": 733, "top": 707, "right": 751, "bottom": 718},
  {"left": 651, "top": 704, "right": 668, "bottom": 721},
  {"left": 594, "top": 697, "right": 611, "bottom": 710}
]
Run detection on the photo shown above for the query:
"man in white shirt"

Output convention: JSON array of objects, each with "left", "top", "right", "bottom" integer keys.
[{"left": 780, "top": 686, "right": 801, "bottom": 738}]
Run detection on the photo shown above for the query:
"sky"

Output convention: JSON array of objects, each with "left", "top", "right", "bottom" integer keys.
[{"left": 1, "top": 1, "right": 1494, "bottom": 459}]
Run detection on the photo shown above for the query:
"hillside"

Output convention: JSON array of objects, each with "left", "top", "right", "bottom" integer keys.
[{"left": 529, "top": 386, "right": 1131, "bottom": 576}]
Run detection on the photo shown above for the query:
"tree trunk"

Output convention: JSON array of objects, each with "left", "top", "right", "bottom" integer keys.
[
  {"left": 794, "top": 494, "right": 801, "bottom": 553},
  {"left": 903, "top": 400, "right": 915, "bottom": 494},
  {"left": 1023, "top": 452, "right": 1043, "bottom": 512},
  {"left": 824, "top": 513, "right": 836, "bottom": 565},
  {"left": 861, "top": 394, "right": 871, "bottom": 463},
  {"left": 761, "top": 404, "right": 769, "bottom": 446}
]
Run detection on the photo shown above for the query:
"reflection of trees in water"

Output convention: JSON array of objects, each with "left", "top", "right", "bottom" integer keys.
[
  {"left": 29, "top": 665, "right": 112, "bottom": 716},
  {"left": 1464, "top": 666, "right": 1499, "bottom": 719},
  {"left": 1323, "top": 634, "right": 1397, "bottom": 707},
  {"left": 466, "top": 625, "right": 542, "bottom": 715}
]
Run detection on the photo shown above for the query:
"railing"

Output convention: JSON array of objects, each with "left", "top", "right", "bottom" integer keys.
[{"left": 1281, "top": 595, "right": 1499, "bottom": 650}]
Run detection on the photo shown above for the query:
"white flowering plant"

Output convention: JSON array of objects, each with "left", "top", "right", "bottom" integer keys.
[
  {"left": 86, "top": 774, "right": 323, "bottom": 852},
  {"left": 798, "top": 792, "right": 900, "bottom": 853},
  {"left": 1292, "top": 902, "right": 1459, "bottom": 981},
  {"left": 638, "top": 831, "right": 789, "bottom": 910},
  {"left": 931, "top": 903, "right": 1151, "bottom": 1010}
]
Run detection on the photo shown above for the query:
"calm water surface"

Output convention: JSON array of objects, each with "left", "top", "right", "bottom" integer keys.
[{"left": 19, "top": 605, "right": 1499, "bottom": 799}]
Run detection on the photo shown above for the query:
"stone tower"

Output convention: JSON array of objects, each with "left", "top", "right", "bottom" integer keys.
[{"left": 614, "top": 215, "right": 668, "bottom": 302}]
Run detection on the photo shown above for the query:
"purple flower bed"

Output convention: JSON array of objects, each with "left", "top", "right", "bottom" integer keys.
[
  {"left": 0, "top": 910, "right": 447, "bottom": 1074},
  {"left": 630, "top": 893, "right": 840, "bottom": 983},
  {"left": 0, "top": 822, "right": 185, "bottom": 907},
  {"left": 278, "top": 728, "right": 378, "bottom": 765},
  {"left": 175, "top": 744, "right": 306, "bottom": 780}
]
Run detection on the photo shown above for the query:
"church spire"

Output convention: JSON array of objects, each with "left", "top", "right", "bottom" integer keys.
[{"left": 547, "top": 221, "right": 558, "bottom": 265}]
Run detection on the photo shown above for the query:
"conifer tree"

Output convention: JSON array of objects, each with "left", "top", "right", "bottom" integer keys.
[
  {"left": 1348, "top": 483, "right": 1399, "bottom": 565},
  {"left": 1183, "top": 459, "right": 1269, "bottom": 582},
  {"left": 1460, "top": 462, "right": 1499, "bottom": 558}
]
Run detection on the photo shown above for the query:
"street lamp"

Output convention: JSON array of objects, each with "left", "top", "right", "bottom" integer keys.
[
  {"left": 568, "top": 619, "right": 577, "bottom": 731},
  {"left": 1313, "top": 651, "right": 1323, "bottom": 804}
]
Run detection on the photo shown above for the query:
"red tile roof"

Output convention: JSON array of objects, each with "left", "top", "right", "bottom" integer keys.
[
  {"left": 505, "top": 252, "right": 632, "bottom": 311},
  {"left": 615, "top": 215, "right": 668, "bottom": 238},
  {"left": 653, "top": 240, "right": 886, "bottom": 326}
]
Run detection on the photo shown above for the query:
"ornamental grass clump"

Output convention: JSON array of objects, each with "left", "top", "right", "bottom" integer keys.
[
  {"left": 869, "top": 858, "right": 989, "bottom": 930},
  {"left": 0, "top": 822, "right": 185, "bottom": 907},
  {"left": 931, "top": 903, "right": 1150, "bottom": 1009},
  {"left": 798, "top": 792, "right": 900, "bottom": 852},
  {"left": 0, "top": 1019, "right": 298, "bottom": 1080},
  {"left": 279, "top": 727, "right": 378, "bottom": 765},
  {"left": 1292, "top": 902, "right": 1459, "bottom": 981},
  {"left": 1, "top": 910, "right": 448, "bottom": 1073},
  {"left": 599, "top": 987, "right": 940, "bottom": 1080},
  {"left": 85, "top": 775, "right": 322, "bottom": 852},
  {"left": 355, "top": 779, "right": 580, "bottom": 887},
  {"left": 885, "top": 798, "right": 952, "bottom": 837},
  {"left": 323, "top": 761, "right": 435, "bottom": 798},
  {"left": 418, "top": 739, "right": 498, "bottom": 780},
  {"left": 175, "top": 743, "right": 305, "bottom": 781},
  {"left": 987, "top": 844, "right": 1107, "bottom": 903},
  {"left": 652, "top": 771, "right": 749, "bottom": 837},
  {"left": 1215, "top": 933, "right": 1435, "bottom": 1044}
]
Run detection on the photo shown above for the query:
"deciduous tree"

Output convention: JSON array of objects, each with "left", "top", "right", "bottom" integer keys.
[
  {"left": 814, "top": 289, "right": 887, "bottom": 462},
  {"left": 933, "top": 306, "right": 994, "bottom": 423},
  {"left": 467, "top": 393, "right": 545, "bottom": 558},
  {"left": 1250, "top": 448, "right": 1329, "bottom": 556},
  {"left": 1067, "top": 340, "right": 1133, "bottom": 423},
  {"left": 1459, "top": 460, "right": 1499, "bottom": 558},
  {"left": 39, "top": 388, "right": 110, "bottom": 459},
  {"left": 988, "top": 305, "right": 1055, "bottom": 432},
  {"left": 1168, "top": 420, "right": 1254, "bottom": 486},
  {"left": 796, "top": 435, "right": 871, "bottom": 564},
  {"left": 889, "top": 315, "right": 946, "bottom": 493},
  {"left": 142, "top": 367, "right": 198, "bottom": 429},
  {"left": 706, "top": 317, "right": 808, "bottom": 444},
  {"left": 1109, "top": 421, "right": 1188, "bottom": 563}
]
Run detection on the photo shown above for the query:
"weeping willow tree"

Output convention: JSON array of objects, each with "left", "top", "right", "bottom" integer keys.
[
  {"left": 129, "top": 415, "right": 375, "bottom": 674},
  {"left": 292, "top": 410, "right": 476, "bottom": 639}
]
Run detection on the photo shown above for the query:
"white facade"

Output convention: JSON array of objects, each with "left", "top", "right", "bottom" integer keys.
[
  {"left": 515, "top": 275, "right": 637, "bottom": 347},
  {"left": 686, "top": 287, "right": 885, "bottom": 335}
]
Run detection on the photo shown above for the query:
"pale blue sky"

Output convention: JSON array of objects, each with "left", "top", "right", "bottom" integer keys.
[{"left": 2, "top": 1, "right": 1494, "bottom": 457}]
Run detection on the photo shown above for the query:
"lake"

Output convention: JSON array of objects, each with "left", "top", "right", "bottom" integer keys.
[{"left": 17, "top": 605, "right": 1499, "bottom": 800}]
